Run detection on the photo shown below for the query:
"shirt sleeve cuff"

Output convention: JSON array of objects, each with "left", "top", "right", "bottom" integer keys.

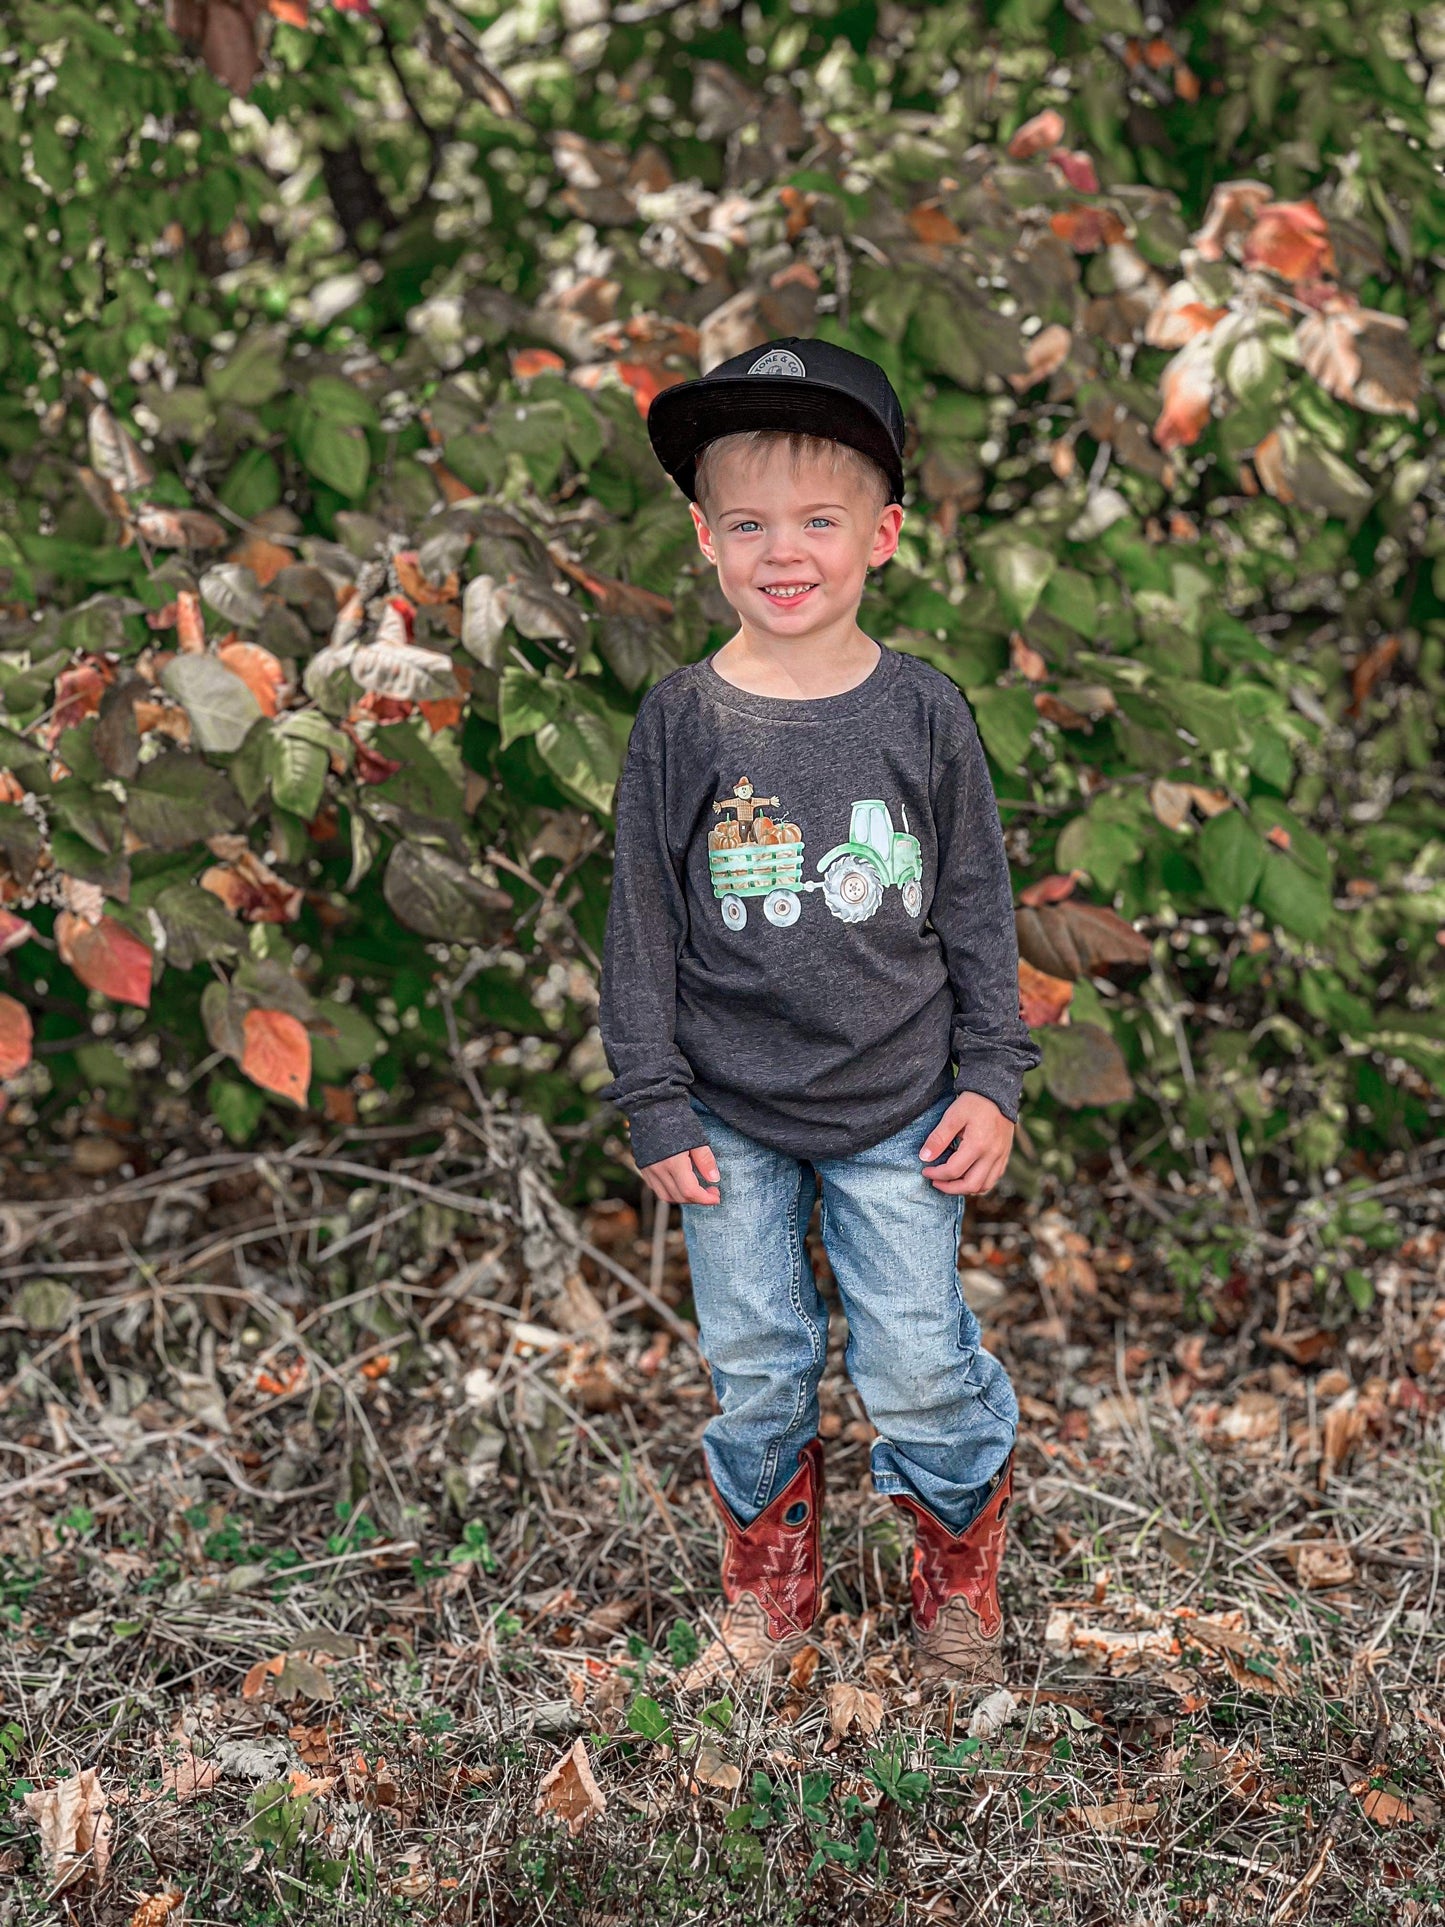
[
  {"left": 952, "top": 1052, "right": 1037, "bottom": 1124},
  {"left": 625, "top": 1097, "right": 711, "bottom": 1171}
]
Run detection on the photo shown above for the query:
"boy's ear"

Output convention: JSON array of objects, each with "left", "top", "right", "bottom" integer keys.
[
  {"left": 690, "top": 501, "right": 718, "bottom": 563},
  {"left": 869, "top": 503, "right": 904, "bottom": 569}
]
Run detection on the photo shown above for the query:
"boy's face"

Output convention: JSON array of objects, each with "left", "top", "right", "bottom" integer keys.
[{"left": 690, "top": 444, "right": 902, "bottom": 642}]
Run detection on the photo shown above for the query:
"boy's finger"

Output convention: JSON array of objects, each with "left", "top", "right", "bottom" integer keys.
[
  {"left": 918, "top": 1121, "right": 962, "bottom": 1162},
  {"left": 921, "top": 1135, "right": 977, "bottom": 1180},
  {"left": 692, "top": 1145, "right": 722, "bottom": 1185}
]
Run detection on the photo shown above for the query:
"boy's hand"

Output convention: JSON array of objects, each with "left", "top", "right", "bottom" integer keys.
[
  {"left": 640, "top": 1143, "right": 722, "bottom": 1206},
  {"left": 919, "top": 1092, "right": 1014, "bottom": 1195}
]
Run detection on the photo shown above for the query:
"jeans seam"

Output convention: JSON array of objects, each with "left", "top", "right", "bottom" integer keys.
[{"left": 753, "top": 1164, "right": 822, "bottom": 1512}]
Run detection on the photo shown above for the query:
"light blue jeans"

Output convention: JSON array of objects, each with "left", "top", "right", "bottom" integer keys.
[{"left": 680, "top": 1094, "right": 1018, "bottom": 1535}]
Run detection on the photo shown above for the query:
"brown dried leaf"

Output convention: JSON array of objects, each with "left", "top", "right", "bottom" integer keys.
[
  {"left": 1358, "top": 1786, "right": 1415, "bottom": 1827},
  {"left": 1015, "top": 899, "right": 1150, "bottom": 979},
  {"left": 1287, "top": 1541, "right": 1356, "bottom": 1590},
  {"left": 1068, "top": 1794, "right": 1159, "bottom": 1834},
  {"left": 158, "top": 1750, "right": 220, "bottom": 1802},
  {"left": 128, "top": 1892, "right": 184, "bottom": 1927},
  {"left": 688, "top": 1739, "right": 742, "bottom": 1793},
  {"left": 534, "top": 1738, "right": 606, "bottom": 1835},
  {"left": 824, "top": 1682, "right": 884, "bottom": 1744},
  {"left": 23, "top": 1769, "right": 113, "bottom": 1890}
]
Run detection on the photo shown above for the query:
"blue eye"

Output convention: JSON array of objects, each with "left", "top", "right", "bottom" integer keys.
[
  {"left": 730, "top": 520, "right": 761, "bottom": 533},
  {"left": 807, "top": 517, "right": 833, "bottom": 528}
]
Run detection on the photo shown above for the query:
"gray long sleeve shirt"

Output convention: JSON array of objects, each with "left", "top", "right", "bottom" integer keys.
[{"left": 598, "top": 645, "right": 1041, "bottom": 1168}]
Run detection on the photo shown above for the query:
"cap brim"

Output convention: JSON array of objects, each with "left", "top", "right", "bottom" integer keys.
[{"left": 647, "top": 377, "right": 904, "bottom": 505}]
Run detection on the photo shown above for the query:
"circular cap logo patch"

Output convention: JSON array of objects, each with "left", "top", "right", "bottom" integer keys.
[{"left": 747, "top": 348, "right": 806, "bottom": 378}]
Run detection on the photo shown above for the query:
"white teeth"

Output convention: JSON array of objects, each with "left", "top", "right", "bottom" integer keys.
[{"left": 762, "top": 585, "right": 814, "bottom": 598}]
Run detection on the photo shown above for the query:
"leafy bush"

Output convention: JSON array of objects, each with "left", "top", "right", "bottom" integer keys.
[{"left": 0, "top": 1, "right": 1441, "bottom": 1198}]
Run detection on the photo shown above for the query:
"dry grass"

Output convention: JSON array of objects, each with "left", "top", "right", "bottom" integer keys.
[{"left": 2, "top": 1113, "right": 1444, "bottom": 1925}]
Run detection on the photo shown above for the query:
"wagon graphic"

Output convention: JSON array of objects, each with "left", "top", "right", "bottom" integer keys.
[
  {"left": 708, "top": 838, "right": 808, "bottom": 930},
  {"left": 707, "top": 799, "right": 924, "bottom": 930}
]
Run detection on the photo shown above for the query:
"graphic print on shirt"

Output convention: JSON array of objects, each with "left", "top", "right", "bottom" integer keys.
[{"left": 706, "top": 775, "right": 924, "bottom": 931}]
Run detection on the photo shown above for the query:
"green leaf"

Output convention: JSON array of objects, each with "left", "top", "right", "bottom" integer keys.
[
  {"left": 626, "top": 1693, "right": 675, "bottom": 1746},
  {"left": 154, "top": 882, "right": 242, "bottom": 969},
  {"left": 218, "top": 448, "right": 283, "bottom": 521},
  {"left": 161, "top": 655, "right": 263, "bottom": 753},
  {"left": 499, "top": 666, "right": 561, "bottom": 750},
  {"left": 310, "top": 999, "right": 383, "bottom": 1082},
  {"left": 965, "top": 686, "right": 1037, "bottom": 772},
  {"left": 264, "top": 728, "right": 329, "bottom": 822},
  {"left": 1254, "top": 854, "right": 1332, "bottom": 942},
  {"left": 535, "top": 700, "right": 630, "bottom": 818},
  {"left": 382, "top": 842, "right": 507, "bottom": 943},
  {"left": 126, "top": 754, "right": 246, "bottom": 851},
  {"left": 305, "top": 374, "right": 379, "bottom": 429},
  {"left": 975, "top": 537, "right": 1055, "bottom": 628},
  {"left": 296, "top": 412, "right": 370, "bottom": 498},
  {"left": 209, "top": 1073, "right": 268, "bottom": 1144},
  {"left": 205, "top": 328, "right": 288, "bottom": 407},
  {"left": 1197, "top": 810, "right": 1266, "bottom": 917}
]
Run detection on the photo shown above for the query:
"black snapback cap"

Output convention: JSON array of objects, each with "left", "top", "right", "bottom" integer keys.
[{"left": 647, "top": 337, "right": 906, "bottom": 506}]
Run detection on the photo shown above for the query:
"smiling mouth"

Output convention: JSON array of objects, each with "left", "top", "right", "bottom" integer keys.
[{"left": 759, "top": 584, "right": 818, "bottom": 601}]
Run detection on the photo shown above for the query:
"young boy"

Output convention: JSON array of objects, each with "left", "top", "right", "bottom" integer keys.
[{"left": 599, "top": 339, "right": 1041, "bottom": 1691}]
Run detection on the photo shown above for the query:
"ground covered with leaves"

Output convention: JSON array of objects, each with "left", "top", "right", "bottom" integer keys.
[{"left": 3, "top": 1116, "right": 1445, "bottom": 1926}]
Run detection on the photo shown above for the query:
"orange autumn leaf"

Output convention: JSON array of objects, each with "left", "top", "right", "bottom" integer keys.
[
  {"left": 1350, "top": 634, "right": 1400, "bottom": 713},
  {"left": 56, "top": 912, "right": 153, "bottom": 1008},
  {"left": 242, "top": 1654, "right": 287, "bottom": 1699},
  {"left": 201, "top": 850, "right": 302, "bottom": 923},
  {"left": 217, "top": 641, "right": 285, "bottom": 716},
  {"left": 615, "top": 361, "right": 684, "bottom": 419},
  {"left": 1018, "top": 873, "right": 1081, "bottom": 908},
  {"left": 1266, "top": 825, "right": 1292, "bottom": 851},
  {"left": 419, "top": 660, "right": 471, "bottom": 732},
  {"left": 1049, "top": 206, "right": 1126, "bottom": 253},
  {"left": 1193, "top": 180, "right": 1273, "bottom": 261},
  {"left": 1055, "top": 151, "right": 1099, "bottom": 195},
  {"left": 908, "top": 202, "right": 963, "bottom": 246},
  {"left": 0, "top": 992, "right": 33, "bottom": 1079},
  {"left": 241, "top": 1007, "right": 311, "bottom": 1105},
  {"left": 360, "top": 1354, "right": 393, "bottom": 1381},
  {"left": 430, "top": 459, "right": 479, "bottom": 504},
  {"left": 1242, "top": 200, "right": 1335, "bottom": 282},
  {"left": 176, "top": 588, "right": 207, "bottom": 653},
  {"left": 0, "top": 908, "right": 35, "bottom": 953},
  {"left": 1175, "top": 62, "right": 1200, "bottom": 103},
  {"left": 322, "top": 1083, "right": 358, "bottom": 1125},
  {"left": 510, "top": 346, "right": 566, "bottom": 379},
  {"left": 534, "top": 1739, "right": 606, "bottom": 1836},
  {"left": 1143, "top": 281, "right": 1231, "bottom": 350},
  {"left": 128, "top": 1891, "right": 184, "bottom": 1927},
  {"left": 1252, "top": 428, "right": 1293, "bottom": 502},
  {"left": 1008, "top": 109, "right": 1065, "bottom": 159},
  {"left": 267, "top": 0, "right": 308, "bottom": 21},
  {"left": 1020, "top": 958, "right": 1074, "bottom": 1027},
  {"left": 1010, "top": 632, "right": 1049, "bottom": 681},
  {"left": 1008, "top": 323, "right": 1072, "bottom": 392},
  {"left": 393, "top": 551, "right": 460, "bottom": 606},
  {"left": 0, "top": 770, "right": 24, "bottom": 803},
  {"left": 226, "top": 533, "right": 292, "bottom": 588},
  {"left": 45, "top": 657, "right": 114, "bottom": 746},
  {"left": 1153, "top": 335, "right": 1216, "bottom": 451}
]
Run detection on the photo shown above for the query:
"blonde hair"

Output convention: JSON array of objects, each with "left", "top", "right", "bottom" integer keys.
[{"left": 694, "top": 431, "right": 891, "bottom": 520}]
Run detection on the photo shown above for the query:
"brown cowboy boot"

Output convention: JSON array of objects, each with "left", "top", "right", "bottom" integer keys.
[
  {"left": 890, "top": 1453, "right": 1013, "bottom": 1689},
  {"left": 680, "top": 1439, "right": 824, "bottom": 1691}
]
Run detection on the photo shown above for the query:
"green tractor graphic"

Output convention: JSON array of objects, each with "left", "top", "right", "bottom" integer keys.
[
  {"left": 706, "top": 796, "right": 924, "bottom": 930},
  {"left": 817, "top": 800, "right": 924, "bottom": 923}
]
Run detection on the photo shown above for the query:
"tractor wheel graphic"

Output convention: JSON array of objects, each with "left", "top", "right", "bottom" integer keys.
[
  {"left": 900, "top": 879, "right": 923, "bottom": 918},
  {"left": 721, "top": 894, "right": 747, "bottom": 931},
  {"left": 822, "top": 855, "right": 884, "bottom": 924},
  {"left": 763, "top": 890, "right": 801, "bottom": 927}
]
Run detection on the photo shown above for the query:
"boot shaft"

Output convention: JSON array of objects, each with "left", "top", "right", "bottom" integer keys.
[
  {"left": 708, "top": 1438, "right": 824, "bottom": 1643},
  {"left": 891, "top": 1454, "right": 1013, "bottom": 1634}
]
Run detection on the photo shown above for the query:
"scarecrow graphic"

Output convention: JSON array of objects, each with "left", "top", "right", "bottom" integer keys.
[{"left": 706, "top": 776, "right": 924, "bottom": 931}]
